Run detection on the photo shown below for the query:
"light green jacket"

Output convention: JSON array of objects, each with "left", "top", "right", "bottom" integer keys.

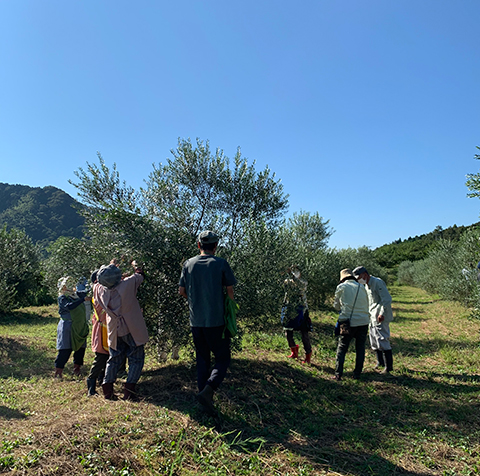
[{"left": 333, "top": 279, "right": 369, "bottom": 326}]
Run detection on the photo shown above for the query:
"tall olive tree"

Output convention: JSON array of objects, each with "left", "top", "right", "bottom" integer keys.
[
  {"left": 282, "top": 211, "right": 335, "bottom": 308},
  {"left": 144, "top": 138, "right": 289, "bottom": 250},
  {"left": 67, "top": 139, "right": 290, "bottom": 355}
]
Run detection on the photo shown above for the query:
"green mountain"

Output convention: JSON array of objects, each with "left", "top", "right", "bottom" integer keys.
[
  {"left": 0, "top": 183, "right": 85, "bottom": 248},
  {"left": 373, "top": 223, "right": 480, "bottom": 268}
]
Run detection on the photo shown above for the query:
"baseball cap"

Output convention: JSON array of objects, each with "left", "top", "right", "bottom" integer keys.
[{"left": 198, "top": 230, "right": 219, "bottom": 244}]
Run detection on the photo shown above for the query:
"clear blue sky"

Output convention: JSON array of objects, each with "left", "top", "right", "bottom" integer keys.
[{"left": 1, "top": 1, "right": 479, "bottom": 249}]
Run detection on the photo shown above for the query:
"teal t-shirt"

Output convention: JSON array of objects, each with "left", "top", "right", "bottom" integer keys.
[{"left": 179, "top": 254, "right": 237, "bottom": 327}]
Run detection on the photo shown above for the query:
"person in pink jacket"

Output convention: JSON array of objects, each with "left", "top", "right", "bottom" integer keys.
[{"left": 95, "top": 260, "right": 149, "bottom": 400}]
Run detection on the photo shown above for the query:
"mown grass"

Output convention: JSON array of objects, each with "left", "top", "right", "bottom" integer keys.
[{"left": 1, "top": 286, "right": 480, "bottom": 475}]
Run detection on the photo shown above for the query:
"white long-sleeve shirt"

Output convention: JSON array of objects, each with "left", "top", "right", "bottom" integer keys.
[{"left": 365, "top": 276, "right": 394, "bottom": 324}]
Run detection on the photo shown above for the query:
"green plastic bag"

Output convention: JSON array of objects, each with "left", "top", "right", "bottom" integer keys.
[{"left": 223, "top": 295, "right": 239, "bottom": 338}]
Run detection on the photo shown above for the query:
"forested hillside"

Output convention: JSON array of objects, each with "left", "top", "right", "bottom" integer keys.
[
  {"left": 373, "top": 222, "right": 480, "bottom": 268},
  {"left": 0, "top": 183, "right": 84, "bottom": 248}
]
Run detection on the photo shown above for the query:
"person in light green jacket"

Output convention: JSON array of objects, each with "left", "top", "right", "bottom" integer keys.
[
  {"left": 333, "top": 269, "right": 370, "bottom": 381},
  {"left": 353, "top": 266, "right": 394, "bottom": 374}
]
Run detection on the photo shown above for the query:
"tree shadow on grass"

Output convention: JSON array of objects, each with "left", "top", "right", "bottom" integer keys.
[
  {"left": 393, "top": 307, "right": 427, "bottom": 316},
  {"left": 393, "top": 334, "right": 480, "bottom": 359},
  {"left": 0, "top": 336, "right": 53, "bottom": 378},
  {"left": 139, "top": 355, "right": 472, "bottom": 475},
  {"left": 0, "top": 405, "right": 27, "bottom": 420},
  {"left": 0, "top": 310, "right": 58, "bottom": 327},
  {"left": 393, "top": 300, "right": 441, "bottom": 305}
]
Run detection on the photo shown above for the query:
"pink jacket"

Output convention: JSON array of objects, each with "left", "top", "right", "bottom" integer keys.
[
  {"left": 94, "top": 273, "right": 149, "bottom": 350},
  {"left": 90, "top": 295, "right": 109, "bottom": 354}
]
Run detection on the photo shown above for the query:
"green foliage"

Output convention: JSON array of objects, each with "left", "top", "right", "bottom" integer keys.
[
  {"left": 284, "top": 212, "right": 337, "bottom": 307},
  {"left": 143, "top": 138, "right": 289, "bottom": 249},
  {"left": 465, "top": 145, "right": 480, "bottom": 199},
  {"left": 0, "top": 183, "right": 84, "bottom": 250},
  {"left": 397, "top": 260, "right": 415, "bottom": 286},
  {"left": 336, "top": 246, "right": 388, "bottom": 283},
  {"left": 288, "top": 210, "right": 332, "bottom": 252},
  {"left": 71, "top": 153, "right": 140, "bottom": 213},
  {"left": 397, "top": 229, "right": 480, "bottom": 309},
  {"left": 227, "top": 221, "right": 292, "bottom": 332},
  {"left": 0, "top": 226, "right": 42, "bottom": 313},
  {"left": 42, "top": 237, "right": 104, "bottom": 296},
  {"left": 65, "top": 139, "right": 292, "bottom": 354},
  {"left": 373, "top": 223, "right": 479, "bottom": 269}
]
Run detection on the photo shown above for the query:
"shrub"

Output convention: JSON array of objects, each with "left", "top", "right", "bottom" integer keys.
[{"left": 0, "top": 226, "right": 42, "bottom": 313}]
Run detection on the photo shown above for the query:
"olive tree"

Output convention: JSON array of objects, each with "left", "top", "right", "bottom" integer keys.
[
  {"left": 283, "top": 211, "right": 335, "bottom": 308},
  {"left": 465, "top": 146, "right": 480, "bottom": 199},
  {"left": 143, "top": 138, "right": 289, "bottom": 250},
  {"left": 0, "top": 226, "right": 42, "bottom": 313},
  {"left": 67, "top": 139, "right": 290, "bottom": 355}
]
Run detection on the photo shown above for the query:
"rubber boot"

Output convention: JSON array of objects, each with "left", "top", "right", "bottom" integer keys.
[
  {"left": 73, "top": 364, "right": 82, "bottom": 376},
  {"left": 382, "top": 350, "right": 393, "bottom": 374},
  {"left": 122, "top": 382, "right": 138, "bottom": 401},
  {"left": 287, "top": 345, "right": 299, "bottom": 359},
  {"left": 86, "top": 378, "right": 97, "bottom": 397},
  {"left": 102, "top": 382, "right": 117, "bottom": 400},
  {"left": 375, "top": 350, "right": 385, "bottom": 370},
  {"left": 54, "top": 368, "right": 63, "bottom": 379},
  {"left": 302, "top": 352, "right": 312, "bottom": 364},
  {"left": 196, "top": 384, "right": 216, "bottom": 416}
]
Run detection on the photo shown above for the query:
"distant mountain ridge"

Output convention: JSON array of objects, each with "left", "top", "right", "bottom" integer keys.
[{"left": 0, "top": 183, "right": 85, "bottom": 248}]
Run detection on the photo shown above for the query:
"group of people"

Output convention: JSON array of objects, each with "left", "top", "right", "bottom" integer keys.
[
  {"left": 55, "top": 259, "right": 149, "bottom": 400},
  {"left": 282, "top": 265, "right": 394, "bottom": 381},
  {"left": 54, "top": 230, "right": 237, "bottom": 413},
  {"left": 332, "top": 267, "right": 394, "bottom": 380},
  {"left": 54, "top": 229, "right": 394, "bottom": 414}
]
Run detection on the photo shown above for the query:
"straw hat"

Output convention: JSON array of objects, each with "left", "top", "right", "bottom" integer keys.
[{"left": 339, "top": 268, "right": 354, "bottom": 282}]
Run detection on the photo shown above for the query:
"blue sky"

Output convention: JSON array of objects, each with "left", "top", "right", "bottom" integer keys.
[{"left": 1, "top": 1, "right": 479, "bottom": 249}]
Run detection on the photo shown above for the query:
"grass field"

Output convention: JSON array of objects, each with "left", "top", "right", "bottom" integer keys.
[{"left": 1, "top": 285, "right": 480, "bottom": 475}]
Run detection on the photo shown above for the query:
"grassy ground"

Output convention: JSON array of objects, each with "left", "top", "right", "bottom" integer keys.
[{"left": 1, "top": 286, "right": 480, "bottom": 475}]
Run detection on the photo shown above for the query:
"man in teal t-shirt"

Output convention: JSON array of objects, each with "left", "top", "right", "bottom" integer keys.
[{"left": 179, "top": 231, "right": 237, "bottom": 415}]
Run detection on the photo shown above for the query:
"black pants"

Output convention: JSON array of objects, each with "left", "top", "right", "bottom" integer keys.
[
  {"left": 285, "top": 330, "right": 312, "bottom": 354},
  {"left": 335, "top": 325, "right": 368, "bottom": 377},
  {"left": 87, "top": 352, "right": 109, "bottom": 381},
  {"left": 55, "top": 347, "right": 86, "bottom": 369},
  {"left": 191, "top": 326, "right": 231, "bottom": 392}
]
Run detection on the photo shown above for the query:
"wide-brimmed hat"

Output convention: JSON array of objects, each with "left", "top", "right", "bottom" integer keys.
[
  {"left": 339, "top": 268, "right": 354, "bottom": 282},
  {"left": 198, "top": 230, "right": 219, "bottom": 244}
]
